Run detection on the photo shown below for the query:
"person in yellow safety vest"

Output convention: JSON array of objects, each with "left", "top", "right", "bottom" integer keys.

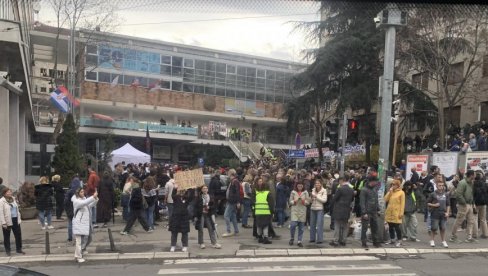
[
  {"left": 401, "top": 181, "right": 420, "bottom": 242},
  {"left": 253, "top": 177, "right": 275, "bottom": 244}
]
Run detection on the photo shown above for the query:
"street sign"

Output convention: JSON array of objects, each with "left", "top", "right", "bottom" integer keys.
[{"left": 288, "top": 150, "right": 305, "bottom": 158}]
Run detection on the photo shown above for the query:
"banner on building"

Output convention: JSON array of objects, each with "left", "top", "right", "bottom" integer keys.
[
  {"left": 406, "top": 154, "right": 429, "bottom": 180},
  {"left": 431, "top": 152, "right": 459, "bottom": 178},
  {"left": 174, "top": 168, "right": 205, "bottom": 190}
]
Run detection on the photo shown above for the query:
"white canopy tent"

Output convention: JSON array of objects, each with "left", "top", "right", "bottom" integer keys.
[{"left": 109, "top": 143, "right": 150, "bottom": 168}]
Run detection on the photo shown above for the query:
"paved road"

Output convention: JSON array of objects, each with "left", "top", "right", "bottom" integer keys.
[{"left": 19, "top": 253, "right": 488, "bottom": 276}]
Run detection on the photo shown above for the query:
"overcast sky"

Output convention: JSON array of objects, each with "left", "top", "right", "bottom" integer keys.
[{"left": 37, "top": 0, "right": 320, "bottom": 62}]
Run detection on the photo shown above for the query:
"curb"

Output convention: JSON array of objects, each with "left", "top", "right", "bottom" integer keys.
[{"left": 2, "top": 248, "right": 488, "bottom": 264}]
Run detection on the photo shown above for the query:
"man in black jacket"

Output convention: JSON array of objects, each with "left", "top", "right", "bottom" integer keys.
[{"left": 359, "top": 176, "right": 381, "bottom": 248}]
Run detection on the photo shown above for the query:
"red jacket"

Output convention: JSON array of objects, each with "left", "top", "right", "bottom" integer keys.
[{"left": 86, "top": 171, "right": 100, "bottom": 196}]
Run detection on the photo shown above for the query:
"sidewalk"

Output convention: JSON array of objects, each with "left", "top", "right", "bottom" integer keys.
[{"left": 1, "top": 213, "right": 487, "bottom": 264}]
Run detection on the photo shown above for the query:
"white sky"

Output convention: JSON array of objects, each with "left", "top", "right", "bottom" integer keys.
[{"left": 36, "top": 0, "right": 320, "bottom": 62}]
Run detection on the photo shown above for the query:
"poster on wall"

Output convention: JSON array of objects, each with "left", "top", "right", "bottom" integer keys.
[
  {"left": 406, "top": 154, "right": 429, "bottom": 181},
  {"left": 432, "top": 152, "right": 459, "bottom": 178},
  {"left": 465, "top": 152, "right": 488, "bottom": 174}
]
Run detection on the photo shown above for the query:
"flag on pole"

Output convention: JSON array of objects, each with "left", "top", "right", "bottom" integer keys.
[
  {"left": 295, "top": 132, "right": 301, "bottom": 150},
  {"left": 57, "top": 85, "right": 80, "bottom": 107},
  {"left": 145, "top": 124, "right": 151, "bottom": 155},
  {"left": 110, "top": 75, "right": 119, "bottom": 88},
  {"left": 50, "top": 89, "right": 69, "bottom": 113}
]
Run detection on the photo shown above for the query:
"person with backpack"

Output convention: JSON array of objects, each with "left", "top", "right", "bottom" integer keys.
[{"left": 473, "top": 171, "right": 488, "bottom": 239}]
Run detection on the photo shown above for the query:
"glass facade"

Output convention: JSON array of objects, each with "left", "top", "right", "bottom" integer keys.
[{"left": 85, "top": 45, "right": 295, "bottom": 103}]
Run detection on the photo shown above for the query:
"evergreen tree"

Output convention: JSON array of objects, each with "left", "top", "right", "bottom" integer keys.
[{"left": 52, "top": 113, "right": 83, "bottom": 187}]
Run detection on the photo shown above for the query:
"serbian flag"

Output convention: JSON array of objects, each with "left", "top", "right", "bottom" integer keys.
[
  {"left": 50, "top": 89, "right": 69, "bottom": 113},
  {"left": 145, "top": 124, "right": 151, "bottom": 155},
  {"left": 57, "top": 85, "right": 80, "bottom": 107}
]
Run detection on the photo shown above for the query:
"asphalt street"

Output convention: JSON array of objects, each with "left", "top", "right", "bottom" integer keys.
[{"left": 19, "top": 253, "right": 488, "bottom": 276}]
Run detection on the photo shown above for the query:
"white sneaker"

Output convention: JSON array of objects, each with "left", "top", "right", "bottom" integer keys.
[
  {"left": 41, "top": 226, "right": 46, "bottom": 230},
  {"left": 384, "top": 240, "right": 392, "bottom": 245},
  {"left": 212, "top": 243, "right": 222, "bottom": 249},
  {"left": 47, "top": 225, "right": 55, "bottom": 230},
  {"left": 222, "top": 232, "right": 234, "bottom": 237},
  {"left": 170, "top": 246, "right": 175, "bottom": 252},
  {"left": 77, "top": 258, "right": 86, "bottom": 263},
  {"left": 82, "top": 250, "right": 88, "bottom": 255},
  {"left": 200, "top": 244, "right": 206, "bottom": 249},
  {"left": 182, "top": 247, "right": 188, "bottom": 252},
  {"left": 395, "top": 241, "right": 402, "bottom": 247},
  {"left": 430, "top": 240, "right": 435, "bottom": 247},
  {"left": 442, "top": 241, "right": 448, "bottom": 248}
]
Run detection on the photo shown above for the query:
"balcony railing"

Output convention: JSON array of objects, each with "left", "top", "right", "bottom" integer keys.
[{"left": 79, "top": 117, "right": 198, "bottom": 136}]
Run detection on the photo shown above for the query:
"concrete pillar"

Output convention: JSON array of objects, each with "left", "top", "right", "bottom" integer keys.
[
  {"left": 18, "top": 108, "right": 26, "bottom": 188},
  {"left": 9, "top": 94, "right": 19, "bottom": 190},
  {"left": 0, "top": 87, "right": 10, "bottom": 187}
]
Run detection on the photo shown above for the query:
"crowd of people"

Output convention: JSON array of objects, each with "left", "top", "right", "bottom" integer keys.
[{"left": 0, "top": 155, "right": 487, "bottom": 263}]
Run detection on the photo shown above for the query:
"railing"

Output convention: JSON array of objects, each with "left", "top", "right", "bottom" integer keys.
[{"left": 79, "top": 117, "right": 198, "bottom": 136}]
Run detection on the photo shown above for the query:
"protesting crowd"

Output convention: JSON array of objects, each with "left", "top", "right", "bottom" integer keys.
[{"left": 0, "top": 155, "right": 487, "bottom": 263}]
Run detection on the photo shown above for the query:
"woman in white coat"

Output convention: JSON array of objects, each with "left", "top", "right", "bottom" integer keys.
[
  {"left": 0, "top": 188, "right": 25, "bottom": 256},
  {"left": 72, "top": 188, "right": 98, "bottom": 263}
]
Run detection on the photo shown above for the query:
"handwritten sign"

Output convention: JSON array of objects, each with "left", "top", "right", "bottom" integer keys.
[{"left": 174, "top": 168, "right": 205, "bottom": 190}]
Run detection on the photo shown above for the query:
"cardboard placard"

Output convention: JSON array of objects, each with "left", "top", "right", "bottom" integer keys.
[
  {"left": 174, "top": 168, "right": 205, "bottom": 190},
  {"left": 406, "top": 154, "right": 429, "bottom": 181}
]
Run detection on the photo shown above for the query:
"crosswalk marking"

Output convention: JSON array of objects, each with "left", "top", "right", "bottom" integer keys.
[
  {"left": 157, "top": 264, "right": 403, "bottom": 274},
  {"left": 163, "top": 255, "right": 379, "bottom": 265}
]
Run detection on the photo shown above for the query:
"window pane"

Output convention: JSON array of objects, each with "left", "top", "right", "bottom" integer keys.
[
  {"left": 237, "top": 66, "right": 246, "bottom": 76},
  {"left": 236, "top": 90, "right": 246, "bottom": 99},
  {"left": 255, "top": 93, "right": 265, "bottom": 101},
  {"left": 86, "top": 45, "right": 97, "bottom": 54},
  {"left": 161, "top": 55, "right": 171, "bottom": 65},
  {"left": 183, "top": 83, "right": 194, "bottom": 92},
  {"left": 161, "top": 65, "right": 171, "bottom": 76},
  {"left": 98, "top": 72, "right": 111, "bottom": 83},
  {"left": 172, "top": 81, "right": 182, "bottom": 91},
  {"left": 275, "top": 96, "right": 284, "bottom": 103},
  {"left": 194, "top": 85, "right": 204, "bottom": 94},
  {"left": 266, "top": 70, "right": 276, "bottom": 80},
  {"left": 205, "top": 86, "right": 215, "bottom": 95},
  {"left": 172, "top": 56, "right": 183, "bottom": 67},
  {"left": 265, "top": 94, "right": 274, "bottom": 102},
  {"left": 184, "top": 58, "right": 194, "bottom": 68},
  {"left": 247, "top": 67, "right": 256, "bottom": 77},
  {"left": 161, "top": 80, "right": 170, "bottom": 89},
  {"left": 216, "top": 88, "right": 225, "bottom": 96},
  {"left": 246, "top": 91, "right": 255, "bottom": 100},
  {"left": 216, "top": 63, "right": 226, "bottom": 73},
  {"left": 205, "top": 61, "right": 216, "bottom": 71},
  {"left": 172, "top": 66, "right": 182, "bottom": 77},
  {"left": 257, "top": 69, "right": 265, "bottom": 78},
  {"left": 86, "top": 55, "right": 98, "bottom": 66},
  {"left": 227, "top": 65, "right": 236, "bottom": 74},
  {"left": 86, "top": 71, "right": 97, "bottom": 81},
  {"left": 195, "top": 60, "right": 205, "bottom": 69},
  {"left": 138, "top": 77, "right": 148, "bottom": 87},
  {"left": 124, "top": 49, "right": 136, "bottom": 60},
  {"left": 226, "top": 89, "right": 235, "bottom": 97}
]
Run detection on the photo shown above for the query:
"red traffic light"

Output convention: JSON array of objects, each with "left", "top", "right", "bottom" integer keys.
[{"left": 348, "top": 119, "right": 358, "bottom": 130}]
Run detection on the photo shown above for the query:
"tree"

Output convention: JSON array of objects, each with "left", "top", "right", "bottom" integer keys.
[
  {"left": 48, "top": 0, "right": 119, "bottom": 144},
  {"left": 398, "top": 5, "right": 488, "bottom": 148},
  {"left": 52, "top": 113, "right": 83, "bottom": 187},
  {"left": 98, "top": 131, "right": 115, "bottom": 173}
]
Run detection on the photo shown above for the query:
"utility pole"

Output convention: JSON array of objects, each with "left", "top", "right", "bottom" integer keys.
[
  {"left": 391, "top": 98, "right": 401, "bottom": 167},
  {"left": 375, "top": 4, "right": 407, "bottom": 242},
  {"left": 375, "top": 4, "right": 407, "bottom": 194},
  {"left": 340, "top": 113, "right": 347, "bottom": 177}
]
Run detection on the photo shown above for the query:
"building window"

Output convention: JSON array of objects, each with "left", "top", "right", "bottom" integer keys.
[
  {"left": 227, "top": 65, "right": 236, "bottom": 74},
  {"left": 184, "top": 58, "right": 194, "bottom": 68},
  {"left": 412, "top": 71, "right": 429, "bottom": 90},
  {"left": 480, "top": 101, "right": 488, "bottom": 121},
  {"left": 98, "top": 72, "right": 111, "bottom": 83},
  {"left": 183, "top": 83, "right": 194, "bottom": 92},
  {"left": 40, "top": 68, "right": 47, "bottom": 77},
  {"left": 86, "top": 44, "right": 97, "bottom": 55},
  {"left": 161, "top": 55, "right": 171, "bottom": 65},
  {"left": 85, "top": 71, "right": 97, "bottom": 81},
  {"left": 40, "top": 87, "right": 47, "bottom": 93},
  {"left": 172, "top": 81, "right": 182, "bottom": 91},
  {"left": 483, "top": 55, "right": 488, "bottom": 77},
  {"left": 447, "top": 62, "right": 464, "bottom": 84}
]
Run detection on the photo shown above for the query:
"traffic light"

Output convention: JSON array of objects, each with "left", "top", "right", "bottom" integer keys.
[
  {"left": 326, "top": 119, "right": 339, "bottom": 151},
  {"left": 347, "top": 119, "right": 359, "bottom": 143}
]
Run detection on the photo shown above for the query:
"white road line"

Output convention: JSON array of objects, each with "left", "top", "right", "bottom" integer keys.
[
  {"left": 163, "top": 255, "right": 379, "bottom": 264},
  {"left": 157, "top": 264, "right": 402, "bottom": 274}
]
